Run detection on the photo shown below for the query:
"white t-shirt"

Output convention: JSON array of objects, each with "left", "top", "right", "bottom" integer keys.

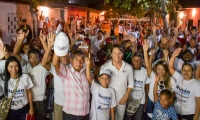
[
  {"left": 90, "top": 81, "right": 116, "bottom": 120},
  {"left": 92, "top": 36, "right": 105, "bottom": 55},
  {"left": 148, "top": 72, "right": 176, "bottom": 102},
  {"left": 20, "top": 54, "right": 28, "bottom": 62},
  {"left": 100, "top": 61, "right": 134, "bottom": 103},
  {"left": 157, "top": 35, "right": 162, "bottom": 43},
  {"left": 39, "top": 20, "right": 43, "bottom": 29},
  {"left": 118, "top": 25, "right": 124, "bottom": 34},
  {"left": 22, "top": 60, "right": 48, "bottom": 101},
  {"left": 0, "top": 74, "right": 33, "bottom": 110},
  {"left": 131, "top": 67, "right": 149, "bottom": 104},
  {"left": 50, "top": 63, "right": 64, "bottom": 106},
  {"left": 147, "top": 35, "right": 154, "bottom": 49},
  {"left": 172, "top": 71, "right": 200, "bottom": 115},
  {"left": 0, "top": 60, "right": 6, "bottom": 74}
]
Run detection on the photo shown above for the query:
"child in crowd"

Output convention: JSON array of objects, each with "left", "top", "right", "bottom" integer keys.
[
  {"left": 85, "top": 54, "right": 116, "bottom": 120},
  {"left": 152, "top": 83, "right": 178, "bottom": 120}
]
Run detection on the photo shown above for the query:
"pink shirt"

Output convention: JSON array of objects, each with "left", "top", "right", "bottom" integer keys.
[{"left": 58, "top": 64, "right": 90, "bottom": 116}]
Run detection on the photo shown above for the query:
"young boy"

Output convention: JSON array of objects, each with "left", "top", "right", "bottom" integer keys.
[
  {"left": 153, "top": 76, "right": 178, "bottom": 120},
  {"left": 85, "top": 54, "right": 116, "bottom": 120}
]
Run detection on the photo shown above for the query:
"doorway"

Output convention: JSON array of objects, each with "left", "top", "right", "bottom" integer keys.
[{"left": 188, "top": 19, "right": 193, "bottom": 31}]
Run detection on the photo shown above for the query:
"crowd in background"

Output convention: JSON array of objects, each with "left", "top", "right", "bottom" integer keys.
[{"left": 0, "top": 16, "right": 200, "bottom": 120}]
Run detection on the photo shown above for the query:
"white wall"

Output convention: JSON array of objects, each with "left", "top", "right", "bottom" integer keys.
[{"left": 0, "top": 2, "right": 17, "bottom": 44}]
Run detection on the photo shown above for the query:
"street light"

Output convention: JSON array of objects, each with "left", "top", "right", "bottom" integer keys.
[{"left": 192, "top": 9, "right": 196, "bottom": 17}]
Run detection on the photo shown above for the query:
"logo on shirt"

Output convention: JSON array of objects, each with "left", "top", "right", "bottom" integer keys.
[
  {"left": 134, "top": 79, "right": 143, "bottom": 87},
  {"left": 176, "top": 85, "right": 190, "bottom": 96}
]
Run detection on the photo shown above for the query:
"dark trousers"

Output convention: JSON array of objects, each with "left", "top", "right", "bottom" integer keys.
[
  {"left": 177, "top": 114, "right": 194, "bottom": 120},
  {"left": 33, "top": 100, "right": 46, "bottom": 120},
  {"left": 63, "top": 112, "right": 89, "bottom": 120},
  {"left": 119, "top": 33, "right": 124, "bottom": 41},
  {"left": 6, "top": 104, "right": 29, "bottom": 120},
  {"left": 124, "top": 104, "right": 144, "bottom": 120},
  {"left": 145, "top": 98, "right": 154, "bottom": 120}
]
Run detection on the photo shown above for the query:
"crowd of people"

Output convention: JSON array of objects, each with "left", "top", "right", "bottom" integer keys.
[{"left": 0, "top": 17, "right": 200, "bottom": 120}]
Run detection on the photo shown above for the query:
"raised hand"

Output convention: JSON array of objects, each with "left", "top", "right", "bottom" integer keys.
[
  {"left": 17, "top": 29, "right": 28, "bottom": 41},
  {"left": 75, "top": 34, "right": 80, "bottom": 40},
  {"left": 152, "top": 24, "right": 157, "bottom": 33},
  {"left": 143, "top": 39, "right": 149, "bottom": 51},
  {"left": 85, "top": 53, "right": 91, "bottom": 66},
  {"left": 47, "top": 32, "right": 55, "bottom": 47},
  {"left": 155, "top": 75, "right": 160, "bottom": 82},
  {"left": 39, "top": 30, "right": 47, "bottom": 42},
  {"left": 104, "top": 33, "right": 110, "bottom": 39},
  {"left": 128, "top": 35, "right": 136, "bottom": 43},
  {"left": 0, "top": 42, "right": 7, "bottom": 60},
  {"left": 172, "top": 48, "right": 182, "bottom": 57},
  {"left": 150, "top": 49, "right": 156, "bottom": 56},
  {"left": 163, "top": 49, "right": 169, "bottom": 56},
  {"left": 123, "top": 35, "right": 128, "bottom": 40},
  {"left": 174, "top": 27, "right": 179, "bottom": 35}
]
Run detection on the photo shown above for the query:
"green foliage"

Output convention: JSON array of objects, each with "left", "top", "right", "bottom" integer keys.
[{"left": 104, "top": 0, "right": 181, "bottom": 18}]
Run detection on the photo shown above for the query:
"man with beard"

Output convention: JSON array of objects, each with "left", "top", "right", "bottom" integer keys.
[{"left": 174, "top": 49, "right": 200, "bottom": 73}]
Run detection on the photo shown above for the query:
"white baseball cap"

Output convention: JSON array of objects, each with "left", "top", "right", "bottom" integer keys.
[
  {"left": 54, "top": 32, "right": 69, "bottom": 56},
  {"left": 99, "top": 69, "right": 111, "bottom": 77}
]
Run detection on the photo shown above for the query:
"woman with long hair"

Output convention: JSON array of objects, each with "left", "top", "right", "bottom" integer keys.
[
  {"left": 0, "top": 42, "right": 34, "bottom": 120},
  {"left": 143, "top": 40, "right": 176, "bottom": 120}
]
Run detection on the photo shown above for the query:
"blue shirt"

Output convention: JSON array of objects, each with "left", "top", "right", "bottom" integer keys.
[{"left": 152, "top": 100, "right": 178, "bottom": 120}]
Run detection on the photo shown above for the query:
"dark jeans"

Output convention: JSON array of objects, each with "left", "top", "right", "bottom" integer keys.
[
  {"left": 145, "top": 98, "right": 154, "bottom": 120},
  {"left": 33, "top": 100, "right": 46, "bottom": 120},
  {"left": 119, "top": 33, "right": 124, "bottom": 41},
  {"left": 6, "top": 104, "right": 29, "bottom": 120},
  {"left": 124, "top": 104, "right": 144, "bottom": 120},
  {"left": 63, "top": 112, "right": 89, "bottom": 120},
  {"left": 177, "top": 114, "right": 194, "bottom": 120}
]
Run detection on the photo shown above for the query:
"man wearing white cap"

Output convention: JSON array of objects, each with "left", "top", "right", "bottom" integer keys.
[
  {"left": 52, "top": 32, "right": 90, "bottom": 120},
  {"left": 40, "top": 31, "right": 71, "bottom": 120}
]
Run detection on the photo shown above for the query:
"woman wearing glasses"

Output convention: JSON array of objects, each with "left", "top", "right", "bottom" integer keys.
[{"left": 143, "top": 40, "right": 176, "bottom": 120}]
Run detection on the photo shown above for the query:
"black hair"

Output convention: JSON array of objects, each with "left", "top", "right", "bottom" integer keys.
[
  {"left": 191, "top": 26, "right": 198, "bottom": 31},
  {"left": 190, "top": 36, "right": 197, "bottom": 41},
  {"left": 28, "top": 48, "right": 41, "bottom": 59},
  {"left": 80, "top": 25, "right": 85, "bottom": 29},
  {"left": 132, "top": 52, "right": 143, "bottom": 59},
  {"left": 160, "top": 89, "right": 171, "bottom": 99},
  {"left": 4, "top": 56, "right": 22, "bottom": 96},
  {"left": 97, "top": 50, "right": 106, "bottom": 56},
  {"left": 182, "top": 62, "right": 194, "bottom": 71},
  {"left": 72, "top": 50, "right": 84, "bottom": 58},
  {"left": 22, "top": 43, "right": 30, "bottom": 49}
]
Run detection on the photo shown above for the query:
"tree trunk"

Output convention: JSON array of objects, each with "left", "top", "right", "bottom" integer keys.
[
  {"left": 28, "top": 0, "right": 38, "bottom": 38},
  {"left": 161, "top": 0, "right": 168, "bottom": 32},
  {"left": 31, "top": 11, "right": 38, "bottom": 38}
]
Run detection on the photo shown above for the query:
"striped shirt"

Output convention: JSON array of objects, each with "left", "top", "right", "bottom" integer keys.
[
  {"left": 152, "top": 100, "right": 178, "bottom": 120},
  {"left": 58, "top": 64, "right": 90, "bottom": 116}
]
